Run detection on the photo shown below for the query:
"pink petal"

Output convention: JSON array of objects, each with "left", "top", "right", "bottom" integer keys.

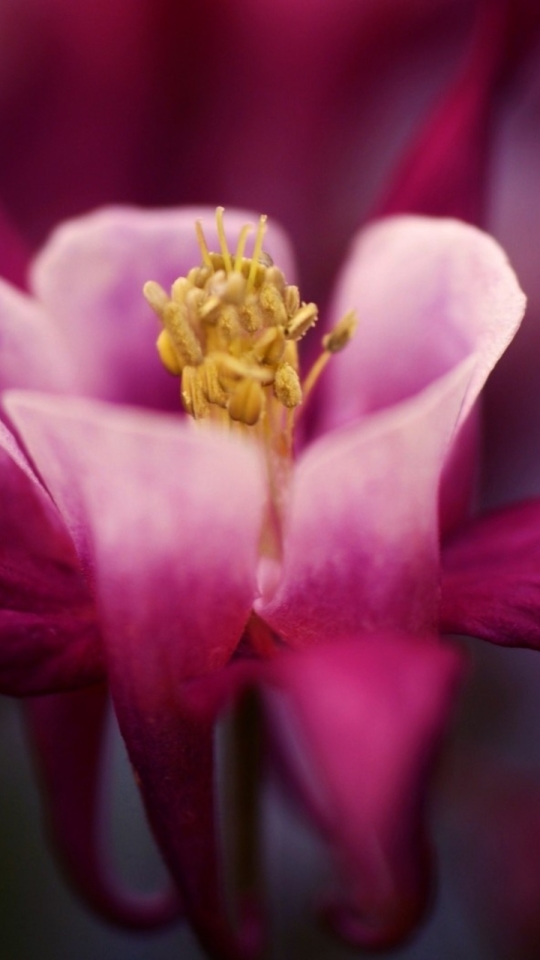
[
  {"left": 5, "top": 391, "right": 266, "bottom": 678},
  {"left": 0, "top": 278, "right": 75, "bottom": 394},
  {"left": 30, "top": 206, "right": 295, "bottom": 409},
  {"left": 257, "top": 360, "right": 475, "bottom": 644},
  {"left": 26, "top": 684, "right": 181, "bottom": 928},
  {"left": 266, "top": 634, "right": 465, "bottom": 949},
  {"left": 318, "top": 215, "right": 525, "bottom": 431},
  {"left": 440, "top": 499, "right": 540, "bottom": 647},
  {"left": 6, "top": 392, "right": 269, "bottom": 955},
  {"left": 0, "top": 419, "right": 103, "bottom": 695}
]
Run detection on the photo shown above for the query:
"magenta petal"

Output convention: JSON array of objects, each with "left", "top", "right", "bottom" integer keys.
[
  {"left": 30, "top": 206, "right": 295, "bottom": 409},
  {"left": 441, "top": 499, "right": 540, "bottom": 647},
  {"left": 0, "top": 420, "right": 103, "bottom": 695},
  {"left": 5, "top": 393, "right": 267, "bottom": 955},
  {"left": 257, "top": 360, "right": 475, "bottom": 643},
  {"left": 26, "top": 684, "right": 181, "bottom": 928},
  {"left": 319, "top": 216, "right": 525, "bottom": 431},
  {"left": 266, "top": 635, "right": 465, "bottom": 949},
  {"left": 374, "top": 0, "right": 507, "bottom": 224},
  {"left": 112, "top": 660, "right": 264, "bottom": 960}
]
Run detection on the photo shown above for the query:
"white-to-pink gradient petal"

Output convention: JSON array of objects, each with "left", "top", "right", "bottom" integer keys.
[
  {"left": 5, "top": 392, "right": 267, "bottom": 680},
  {"left": 256, "top": 359, "right": 475, "bottom": 643},
  {"left": 319, "top": 215, "right": 525, "bottom": 433}
]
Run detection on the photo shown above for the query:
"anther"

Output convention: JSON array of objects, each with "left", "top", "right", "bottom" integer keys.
[
  {"left": 163, "top": 302, "right": 203, "bottom": 366},
  {"left": 322, "top": 310, "right": 357, "bottom": 353},
  {"left": 156, "top": 329, "right": 182, "bottom": 375},
  {"left": 228, "top": 379, "right": 265, "bottom": 426},
  {"left": 143, "top": 280, "right": 169, "bottom": 316},
  {"left": 285, "top": 303, "right": 318, "bottom": 340},
  {"left": 274, "top": 363, "right": 302, "bottom": 408},
  {"left": 181, "top": 366, "right": 208, "bottom": 418}
]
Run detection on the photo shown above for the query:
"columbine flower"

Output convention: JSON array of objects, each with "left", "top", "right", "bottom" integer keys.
[{"left": 0, "top": 205, "right": 527, "bottom": 958}]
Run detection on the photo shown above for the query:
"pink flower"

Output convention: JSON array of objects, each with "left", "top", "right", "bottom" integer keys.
[{"left": 0, "top": 205, "right": 526, "bottom": 957}]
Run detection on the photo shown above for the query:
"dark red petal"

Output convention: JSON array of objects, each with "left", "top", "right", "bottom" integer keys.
[
  {"left": 26, "top": 683, "right": 181, "bottom": 927},
  {"left": 440, "top": 499, "right": 540, "bottom": 647},
  {"left": 111, "top": 660, "right": 265, "bottom": 960},
  {"left": 266, "top": 634, "right": 465, "bottom": 949},
  {"left": 374, "top": 0, "right": 511, "bottom": 224},
  {"left": 0, "top": 422, "right": 104, "bottom": 695}
]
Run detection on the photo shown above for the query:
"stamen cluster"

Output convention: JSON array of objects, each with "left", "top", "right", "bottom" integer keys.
[{"left": 144, "top": 209, "right": 356, "bottom": 451}]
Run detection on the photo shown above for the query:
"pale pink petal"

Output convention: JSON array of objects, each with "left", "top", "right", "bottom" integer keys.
[
  {"left": 29, "top": 206, "right": 295, "bottom": 408},
  {"left": 5, "top": 391, "right": 266, "bottom": 679},
  {"left": 318, "top": 216, "right": 525, "bottom": 432},
  {"left": 266, "top": 635, "right": 464, "bottom": 949},
  {"left": 0, "top": 278, "right": 75, "bottom": 394},
  {"left": 26, "top": 685, "right": 181, "bottom": 927},
  {"left": 257, "top": 360, "right": 475, "bottom": 644}
]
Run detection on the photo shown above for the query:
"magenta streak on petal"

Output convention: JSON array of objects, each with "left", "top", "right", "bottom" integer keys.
[
  {"left": 29, "top": 206, "right": 295, "bottom": 411},
  {"left": 265, "top": 634, "right": 465, "bottom": 950},
  {"left": 25, "top": 684, "right": 181, "bottom": 927},
  {"left": 373, "top": 0, "right": 510, "bottom": 225},
  {"left": 257, "top": 360, "right": 475, "bottom": 646},
  {"left": 5, "top": 392, "right": 268, "bottom": 958},
  {"left": 440, "top": 499, "right": 540, "bottom": 648},
  {"left": 0, "top": 419, "right": 103, "bottom": 695}
]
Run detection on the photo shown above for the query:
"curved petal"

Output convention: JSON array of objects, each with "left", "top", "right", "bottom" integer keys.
[
  {"left": 0, "top": 278, "right": 75, "bottom": 395},
  {"left": 5, "top": 391, "right": 266, "bottom": 678},
  {"left": 265, "top": 634, "right": 465, "bottom": 949},
  {"left": 440, "top": 499, "right": 540, "bottom": 647},
  {"left": 0, "top": 419, "right": 103, "bottom": 695},
  {"left": 318, "top": 215, "right": 525, "bottom": 432},
  {"left": 6, "top": 391, "right": 269, "bottom": 956},
  {"left": 113, "top": 660, "right": 265, "bottom": 960},
  {"left": 25, "top": 684, "right": 180, "bottom": 928},
  {"left": 29, "top": 206, "right": 296, "bottom": 409},
  {"left": 257, "top": 359, "right": 475, "bottom": 644}
]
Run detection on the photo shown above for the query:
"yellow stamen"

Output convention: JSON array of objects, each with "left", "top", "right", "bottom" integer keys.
[
  {"left": 195, "top": 220, "right": 213, "bottom": 269},
  {"left": 234, "top": 224, "right": 253, "bottom": 271},
  {"left": 302, "top": 311, "right": 358, "bottom": 403},
  {"left": 247, "top": 215, "right": 267, "bottom": 292},
  {"left": 144, "top": 207, "right": 356, "bottom": 462},
  {"left": 216, "top": 206, "right": 232, "bottom": 273}
]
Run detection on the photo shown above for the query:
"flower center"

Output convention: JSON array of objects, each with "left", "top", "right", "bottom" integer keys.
[{"left": 143, "top": 208, "right": 356, "bottom": 457}]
